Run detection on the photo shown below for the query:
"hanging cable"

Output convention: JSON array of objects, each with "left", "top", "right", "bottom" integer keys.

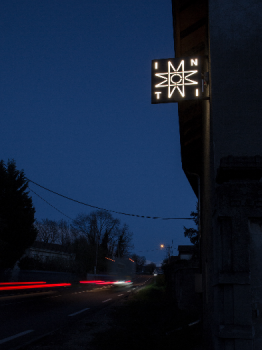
[
  {"left": 27, "top": 178, "right": 194, "bottom": 221},
  {"left": 29, "top": 186, "right": 74, "bottom": 221}
]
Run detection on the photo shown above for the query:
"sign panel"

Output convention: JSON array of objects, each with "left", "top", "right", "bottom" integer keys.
[{"left": 151, "top": 57, "right": 202, "bottom": 103}]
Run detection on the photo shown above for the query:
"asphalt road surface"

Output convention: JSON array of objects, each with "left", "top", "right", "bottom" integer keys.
[{"left": 0, "top": 275, "right": 152, "bottom": 350}]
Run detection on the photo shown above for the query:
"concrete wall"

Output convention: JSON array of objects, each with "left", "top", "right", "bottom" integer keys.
[
  {"left": 164, "top": 261, "right": 202, "bottom": 317},
  {"left": 203, "top": 162, "right": 262, "bottom": 350},
  {"left": 17, "top": 270, "right": 79, "bottom": 283},
  {"left": 250, "top": 219, "right": 262, "bottom": 350},
  {"left": 174, "top": 267, "right": 202, "bottom": 316}
]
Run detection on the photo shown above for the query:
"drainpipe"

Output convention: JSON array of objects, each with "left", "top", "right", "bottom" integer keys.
[
  {"left": 185, "top": 171, "right": 201, "bottom": 271},
  {"left": 185, "top": 171, "right": 201, "bottom": 237}
]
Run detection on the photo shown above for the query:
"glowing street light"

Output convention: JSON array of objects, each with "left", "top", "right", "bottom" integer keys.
[{"left": 160, "top": 244, "right": 164, "bottom": 249}]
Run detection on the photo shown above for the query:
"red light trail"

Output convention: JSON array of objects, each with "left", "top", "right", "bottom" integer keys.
[
  {"left": 80, "top": 280, "right": 114, "bottom": 285},
  {"left": 0, "top": 282, "right": 46, "bottom": 285},
  {"left": 0, "top": 283, "right": 71, "bottom": 291}
]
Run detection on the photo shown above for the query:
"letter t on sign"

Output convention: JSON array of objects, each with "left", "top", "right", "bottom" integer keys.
[{"left": 155, "top": 92, "right": 162, "bottom": 99}]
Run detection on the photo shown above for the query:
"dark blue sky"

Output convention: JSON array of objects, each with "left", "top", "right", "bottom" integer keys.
[{"left": 0, "top": 0, "right": 196, "bottom": 265}]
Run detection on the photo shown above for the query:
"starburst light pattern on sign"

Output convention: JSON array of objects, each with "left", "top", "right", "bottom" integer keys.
[{"left": 154, "top": 60, "right": 198, "bottom": 98}]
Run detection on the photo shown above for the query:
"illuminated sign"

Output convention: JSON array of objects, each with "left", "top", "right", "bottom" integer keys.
[{"left": 151, "top": 57, "right": 202, "bottom": 103}]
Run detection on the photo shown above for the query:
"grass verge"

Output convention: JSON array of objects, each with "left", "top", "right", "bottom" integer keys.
[{"left": 90, "top": 275, "right": 202, "bottom": 350}]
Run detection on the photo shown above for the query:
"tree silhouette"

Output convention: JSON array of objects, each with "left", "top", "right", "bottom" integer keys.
[
  {"left": 131, "top": 254, "right": 146, "bottom": 273},
  {"left": 35, "top": 219, "right": 59, "bottom": 244},
  {"left": 115, "top": 224, "right": 133, "bottom": 258},
  {"left": 183, "top": 202, "right": 199, "bottom": 246},
  {"left": 71, "top": 210, "right": 133, "bottom": 273},
  {"left": 0, "top": 160, "right": 38, "bottom": 272}
]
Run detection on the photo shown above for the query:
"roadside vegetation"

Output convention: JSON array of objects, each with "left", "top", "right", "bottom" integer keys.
[
  {"left": 0, "top": 160, "right": 37, "bottom": 276},
  {"left": 18, "top": 209, "right": 138, "bottom": 277},
  {"left": 0, "top": 159, "right": 150, "bottom": 280},
  {"left": 90, "top": 275, "right": 202, "bottom": 350}
]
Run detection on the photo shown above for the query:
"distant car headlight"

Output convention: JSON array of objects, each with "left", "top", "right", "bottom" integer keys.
[{"left": 113, "top": 280, "right": 133, "bottom": 286}]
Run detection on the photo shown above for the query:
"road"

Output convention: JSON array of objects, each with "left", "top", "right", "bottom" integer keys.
[{"left": 0, "top": 275, "right": 152, "bottom": 350}]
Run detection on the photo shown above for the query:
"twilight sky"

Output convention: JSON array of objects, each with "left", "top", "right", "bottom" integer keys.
[{"left": 0, "top": 0, "right": 197, "bottom": 265}]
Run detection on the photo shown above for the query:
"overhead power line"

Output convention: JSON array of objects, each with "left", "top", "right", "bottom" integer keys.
[
  {"left": 29, "top": 186, "right": 74, "bottom": 221},
  {"left": 27, "top": 178, "right": 194, "bottom": 221}
]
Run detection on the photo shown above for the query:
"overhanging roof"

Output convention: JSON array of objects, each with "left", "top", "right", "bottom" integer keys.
[{"left": 172, "top": 0, "right": 208, "bottom": 196}]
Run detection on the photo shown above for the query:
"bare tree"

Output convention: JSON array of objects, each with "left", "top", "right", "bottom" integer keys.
[
  {"left": 35, "top": 219, "right": 59, "bottom": 244},
  {"left": 71, "top": 210, "right": 120, "bottom": 246},
  {"left": 57, "top": 219, "right": 72, "bottom": 246},
  {"left": 71, "top": 210, "right": 134, "bottom": 273}
]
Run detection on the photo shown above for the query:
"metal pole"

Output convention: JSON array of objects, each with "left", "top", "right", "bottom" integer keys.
[{"left": 94, "top": 233, "right": 98, "bottom": 276}]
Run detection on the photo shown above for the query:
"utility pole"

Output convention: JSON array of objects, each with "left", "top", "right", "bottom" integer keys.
[
  {"left": 94, "top": 233, "right": 98, "bottom": 276},
  {"left": 166, "top": 244, "right": 172, "bottom": 263}
]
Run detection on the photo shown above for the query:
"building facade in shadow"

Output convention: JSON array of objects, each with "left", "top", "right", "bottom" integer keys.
[{"left": 171, "top": 1, "right": 262, "bottom": 349}]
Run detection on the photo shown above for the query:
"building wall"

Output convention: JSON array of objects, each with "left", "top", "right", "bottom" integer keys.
[
  {"left": 28, "top": 247, "right": 72, "bottom": 261},
  {"left": 209, "top": 0, "right": 262, "bottom": 169},
  {"left": 172, "top": 1, "right": 262, "bottom": 348},
  {"left": 207, "top": 1, "right": 262, "bottom": 349}
]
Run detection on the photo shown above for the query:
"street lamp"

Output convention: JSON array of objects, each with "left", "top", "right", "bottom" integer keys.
[{"left": 160, "top": 243, "right": 172, "bottom": 263}]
